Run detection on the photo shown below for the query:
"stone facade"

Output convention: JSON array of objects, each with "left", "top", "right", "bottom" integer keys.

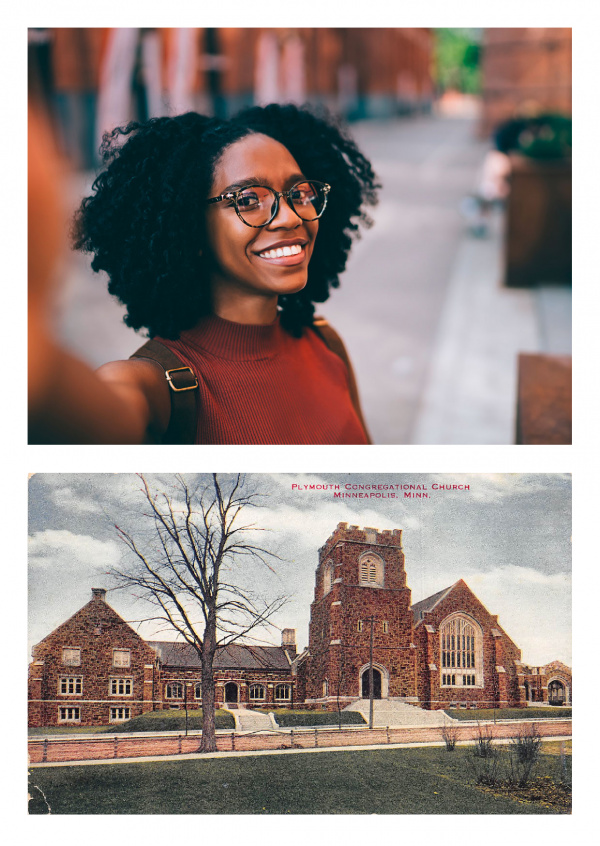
[
  {"left": 298, "top": 523, "right": 416, "bottom": 708},
  {"left": 522, "top": 660, "right": 572, "bottom": 705},
  {"left": 295, "top": 523, "right": 569, "bottom": 711},
  {"left": 28, "top": 588, "right": 158, "bottom": 728},
  {"left": 28, "top": 524, "right": 571, "bottom": 726},
  {"left": 28, "top": 590, "right": 297, "bottom": 727}
]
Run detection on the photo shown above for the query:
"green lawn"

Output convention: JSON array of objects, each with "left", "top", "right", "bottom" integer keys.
[
  {"left": 28, "top": 744, "right": 570, "bottom": 815},
  {"left": 258, "top": 709, "right": 366, "bottom": 727},
  {"left": 445, "top": 707, "right": 571, "bottom": 721}
]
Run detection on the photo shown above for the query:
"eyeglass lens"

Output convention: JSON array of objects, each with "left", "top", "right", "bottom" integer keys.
[{"left": 236, "top": 182, "right": 326, "bottom": 225}]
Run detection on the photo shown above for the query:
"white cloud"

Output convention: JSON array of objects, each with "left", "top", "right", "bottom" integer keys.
[
  {"left": 28, "top": 530, "right": 122, "bottom": 570},
  {"left": 50, "top": 486, "right": 101, "bottom": 514}
]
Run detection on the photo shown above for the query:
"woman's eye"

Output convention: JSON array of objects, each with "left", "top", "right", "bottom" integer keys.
[
  {"left": 237, "top": 192, "right": 260, "bottom": 208},
  {"left": 292, "top": 189, "right": 315, "bottom": 204}
]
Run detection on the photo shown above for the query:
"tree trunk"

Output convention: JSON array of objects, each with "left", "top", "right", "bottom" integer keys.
[
  {"left": 200, "top": 619, "right": 218, "bottom": 753},
  {"left": 200, "top": 666, "right": 217, "bottom": 752}
]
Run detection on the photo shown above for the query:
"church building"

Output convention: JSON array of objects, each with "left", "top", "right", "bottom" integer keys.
[{"left": 28, "top": 523, "right": 571, "bottom": 727}]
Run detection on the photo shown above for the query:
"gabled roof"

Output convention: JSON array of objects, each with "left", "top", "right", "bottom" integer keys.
[
  {"left": 32, "top": 594, "right": 147, "bottom": 656},
  {"left": 148, "top": 641, "right": 291, "bottom": 671},
  {"left": 411, "top": 583, "right": 456, "bottom": 624}
]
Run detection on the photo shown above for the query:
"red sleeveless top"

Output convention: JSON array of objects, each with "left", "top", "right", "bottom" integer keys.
[{"left": 156, "top": 314, "right": 369, "bottom": 445}]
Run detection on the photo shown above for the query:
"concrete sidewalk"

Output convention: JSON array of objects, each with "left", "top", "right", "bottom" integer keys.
[{"left": 410, "top": 210, "right": 571, "bottom": 444}]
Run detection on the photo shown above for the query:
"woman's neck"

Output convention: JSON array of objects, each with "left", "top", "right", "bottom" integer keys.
[{"left": 211, "top": 288, "right": 279, "bottom": 325}]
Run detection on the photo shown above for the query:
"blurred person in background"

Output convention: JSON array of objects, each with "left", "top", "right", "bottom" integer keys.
[{"left": 29, "top": 104, "right": 379, "bottom": 444}]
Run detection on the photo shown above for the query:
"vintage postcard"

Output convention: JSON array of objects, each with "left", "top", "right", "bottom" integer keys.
[{"left": 28, "top": 472, "right": 571, "bottom": 815}]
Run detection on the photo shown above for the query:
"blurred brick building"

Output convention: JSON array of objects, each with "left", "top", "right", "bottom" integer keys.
[
  {"left": 29, "top": 28, "right": 434, "bottom": 168},
  {"left": 479, "top": 28, "right": 572, "bottom": 138}
]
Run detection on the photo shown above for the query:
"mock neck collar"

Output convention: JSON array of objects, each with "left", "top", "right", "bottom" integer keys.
[{"left": 177, "top": 313, "right": 286, "bottom": 361}]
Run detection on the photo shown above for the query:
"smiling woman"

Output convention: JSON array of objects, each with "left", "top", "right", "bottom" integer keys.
[{"left": 30, "top": 104, "right": 379, "bottom": 445}]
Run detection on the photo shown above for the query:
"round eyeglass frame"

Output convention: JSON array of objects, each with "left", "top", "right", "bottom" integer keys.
[{"left": 206, "top": 180, "right": 331, "bottom": 228}]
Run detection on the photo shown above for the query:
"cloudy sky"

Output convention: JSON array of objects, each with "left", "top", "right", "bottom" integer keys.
[{"left": 28, "top": 473, "right": 571, "bottom": 666}]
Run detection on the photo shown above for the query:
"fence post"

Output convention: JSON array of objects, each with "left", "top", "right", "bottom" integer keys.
[
  {"left": 231, "top": 732, "right": 235, "bottom": 751},
  {"left": 314, "top": 728, "right": 318, "bottom": 748},
  {"left": 114, "top": 735, "right": 118, "bottom": 758},
  {"left": 386, "top": 726, "right": 390, "bottom": 744},
  {"left": 42, "top": 738, "right": 48, "bottom": 763},
  {"left": 178, "top": 734, "right": 182, "bottom": 754}
]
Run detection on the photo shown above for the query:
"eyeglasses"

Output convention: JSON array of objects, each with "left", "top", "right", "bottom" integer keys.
[{"left": 207, "top": 180, "right": 331, "bottom": 228}]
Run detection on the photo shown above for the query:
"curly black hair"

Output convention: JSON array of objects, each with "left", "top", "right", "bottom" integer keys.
[{"left": 73, "top": 103, "right": 379, "bottom": 339}]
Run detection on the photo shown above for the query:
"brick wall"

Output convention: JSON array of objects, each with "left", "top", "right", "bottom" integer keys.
[{"left": 479, "top": 28, "right": 572, "bottom": 138}]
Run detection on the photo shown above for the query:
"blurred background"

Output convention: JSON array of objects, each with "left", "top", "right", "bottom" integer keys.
[{"left": 28, "top": 27, "right": 572, "bottom": 444}]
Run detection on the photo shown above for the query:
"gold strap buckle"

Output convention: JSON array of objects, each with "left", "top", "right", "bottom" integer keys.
[{"left": 165, "top": 366, "right": 198, "bottom": 392}]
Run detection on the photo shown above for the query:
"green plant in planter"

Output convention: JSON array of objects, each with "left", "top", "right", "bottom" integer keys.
[{"left": 516, "top": 114, "right": 572, "bottom": 160}]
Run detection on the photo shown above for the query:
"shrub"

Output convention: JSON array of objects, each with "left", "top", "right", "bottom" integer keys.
[
  {"left": 473, "top": 723, "right": 495, "bottom": 758},
  {"left": 508, "top": 723, "right": 542, "bottom": 787},
  {"left": 468, "top": 724, "right": 499, "bottom": 785},
  {"left": 441, "top": 721, "right": 458, "bottom": 751}
]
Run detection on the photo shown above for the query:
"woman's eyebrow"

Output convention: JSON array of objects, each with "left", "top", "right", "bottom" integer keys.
[{"left": 222, "top": 173, "right": 306, "bottom": 193}]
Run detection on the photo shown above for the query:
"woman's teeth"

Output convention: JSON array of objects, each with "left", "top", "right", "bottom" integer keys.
[{"left": 259, "top": 244, "right": 303, "bottom": 259}]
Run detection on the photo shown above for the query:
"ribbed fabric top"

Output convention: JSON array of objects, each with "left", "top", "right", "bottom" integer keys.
[{"left": 156, "top": 314, "right": 369, "bottom": 445}]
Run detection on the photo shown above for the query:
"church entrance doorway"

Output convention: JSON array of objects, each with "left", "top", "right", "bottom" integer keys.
[
  {"left": 361, "top": 668, "right": 382, "bottom": 699},
  {"left": 548, "top": 680, "right": 566, "bottom": 705},
  {"left": 224, "top": 682, "right": 239, "bottom": 704}
]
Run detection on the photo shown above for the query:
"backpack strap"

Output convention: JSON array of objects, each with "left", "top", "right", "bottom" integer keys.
[
  {"left": 312, "top": 317, "right": 372, "bottom": 444},
  {"left": 130, "top": 340, "right": 198, "bottom": 445}
]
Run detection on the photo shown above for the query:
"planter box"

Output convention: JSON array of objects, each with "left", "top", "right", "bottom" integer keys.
[
  {"left": 515, "top": 353, "right": 572, "bottom": 445},
  {"left": 505, "top": 155, "right": 571, "bottom": 287}
]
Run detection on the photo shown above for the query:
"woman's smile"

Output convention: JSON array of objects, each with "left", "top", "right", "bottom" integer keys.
[{"left": 255, "top": 238, "right": 308, "bottom": 265}]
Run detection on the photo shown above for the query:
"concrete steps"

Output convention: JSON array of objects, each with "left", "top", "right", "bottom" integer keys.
[
  {"left": 230, "top": 709, "right": 275, "bottom": 733},
  {"left": 344, "top": 699, "right": 455, "bottom": 727}
]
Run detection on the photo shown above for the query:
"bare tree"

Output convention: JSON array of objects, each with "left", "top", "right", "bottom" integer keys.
[{"left": 111, "top": 474, "right": 286, "bottom": 752}]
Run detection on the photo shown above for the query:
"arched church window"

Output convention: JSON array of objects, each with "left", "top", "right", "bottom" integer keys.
[
  {"left": 323, "top": 560, "right": 334, "bottom": 595},
  {"left": 440, "top": 616, "right": 482, "bottom": 687},
  {"left": 358, "top": 553, "right": 384, "bottom": 587}
]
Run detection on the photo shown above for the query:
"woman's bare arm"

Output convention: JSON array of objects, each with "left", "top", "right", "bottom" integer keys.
[{"left": 29, "top": 312, "right": 171, "bottom": 444}]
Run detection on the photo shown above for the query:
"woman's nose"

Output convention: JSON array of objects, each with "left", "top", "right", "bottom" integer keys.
[{"left": 268, "top": 195, "right": 301, "bottom": 228}]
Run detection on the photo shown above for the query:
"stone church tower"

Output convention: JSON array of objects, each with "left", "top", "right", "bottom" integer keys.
[{"left": 298, "top": 523, "right": 417, "bottom": 707}]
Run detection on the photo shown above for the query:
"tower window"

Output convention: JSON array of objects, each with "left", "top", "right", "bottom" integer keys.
[
  {"left": 323, "top": 560, "right": 335, "bottom": 595},
  {"left": 357, "top": 620, "right": 363, "bottom": 632},
  {"left": 358, "top": 553, "right": 384, "bottom": 587},
  {"left": 382, "top": 621, "right": 389, "bottom": 633}
]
